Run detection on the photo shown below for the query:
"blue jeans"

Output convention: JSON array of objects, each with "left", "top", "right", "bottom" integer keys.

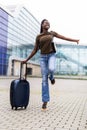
[{"left": 40, "top": 53, "right": 56, "bottom": 102}]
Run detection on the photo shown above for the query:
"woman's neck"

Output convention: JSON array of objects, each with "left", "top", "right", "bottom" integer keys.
[{"left": 42, "top": 29, "right": 48, "bottom": 33}]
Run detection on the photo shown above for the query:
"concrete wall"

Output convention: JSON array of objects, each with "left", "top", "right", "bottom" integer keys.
[{"left": 7, "top": 58, "right": 41, "bottom": 76}]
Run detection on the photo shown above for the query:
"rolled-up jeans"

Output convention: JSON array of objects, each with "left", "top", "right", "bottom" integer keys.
[{"left": 40, "top": 52, "right": 56, "bottom": 102}]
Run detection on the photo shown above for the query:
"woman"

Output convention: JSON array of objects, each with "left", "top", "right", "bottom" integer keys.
[{"left": 22, "top": 19, "right": 79, "bottom": 110}]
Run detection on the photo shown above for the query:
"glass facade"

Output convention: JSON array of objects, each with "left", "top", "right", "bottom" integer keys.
[
  {"left": 56, "top": 44, "right": 87, "bottom": 75},
  {"left": 0, "top": 5, "right": 87, "bottom": 76},
  {"left": 0, "top": 7, "right": 8, "bottom": 75},
  {"left": 7, "top": 6, "right": 40, "bottom": 61},
  {"left": 0, "top": 6, "right": 40, "bottom": 75}
]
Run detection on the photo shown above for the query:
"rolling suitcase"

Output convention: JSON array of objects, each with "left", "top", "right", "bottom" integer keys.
[{"left": 10, "top": 63, "right": 30, "bottom": 110}]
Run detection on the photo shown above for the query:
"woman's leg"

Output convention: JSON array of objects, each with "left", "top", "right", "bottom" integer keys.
[
  {"left": 48, "top": 53, "right": 56, "bottom": 82},
  {"left": 40, "top": 55, "right": 50, "bottom": 103}
]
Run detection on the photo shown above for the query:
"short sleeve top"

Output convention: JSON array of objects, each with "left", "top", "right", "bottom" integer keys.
[{"left": 35, "top": 31, "right": 57, "bottom": 54}]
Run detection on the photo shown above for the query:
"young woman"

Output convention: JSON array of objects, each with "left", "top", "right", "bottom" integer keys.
[{"left": 22, "top": 19, "right": 79, "bottom": 110}]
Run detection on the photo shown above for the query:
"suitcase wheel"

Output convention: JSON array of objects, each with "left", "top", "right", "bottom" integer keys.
[
  {"left": 11, "top": 106, "right": 27, "bottom": 110},
  {"left": 24, "top": 106, "right": 27, "bottom": 109},
  {"left": 22, "top": 106, "right": 27, "bottom": 109},
  {"left": 15, "top": 107, "right": 17, "bottom": 110},
  {"left": 11, "top": 106, "right": 17, "bottom": 110}
]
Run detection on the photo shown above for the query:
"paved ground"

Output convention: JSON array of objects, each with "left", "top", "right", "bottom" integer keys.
[{"left": 0, "top": 77, "right": 87, "bottom": 130}]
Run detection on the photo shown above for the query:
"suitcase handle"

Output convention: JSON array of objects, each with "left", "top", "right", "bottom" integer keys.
[{"left": 20, "top": 63, "right": 27, "bottom": 80}]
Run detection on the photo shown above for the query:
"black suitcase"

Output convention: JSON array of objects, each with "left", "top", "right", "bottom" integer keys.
[{"left": 10, "top": 63, "right": 30, "bottom": 110}]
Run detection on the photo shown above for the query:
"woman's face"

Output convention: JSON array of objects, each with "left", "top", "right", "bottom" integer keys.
[{"left": 42, "top": 20, "right": 50, "bottom": 30}]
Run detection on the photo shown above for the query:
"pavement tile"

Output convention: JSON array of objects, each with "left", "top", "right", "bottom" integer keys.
[{"left": 0, "top": 78, "right": 87, "bottom": 130}]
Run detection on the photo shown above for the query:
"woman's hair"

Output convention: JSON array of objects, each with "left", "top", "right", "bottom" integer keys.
[{"left": 40, "top": 19, "right": 47, "bottom": 33}]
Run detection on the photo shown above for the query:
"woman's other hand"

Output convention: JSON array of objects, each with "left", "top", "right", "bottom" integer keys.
[
  {"left": 77, "top": 40, "right": 80, "bottom": 44},
  {"left": 21, "top": 59, "right": 27, "bottom": 64}
]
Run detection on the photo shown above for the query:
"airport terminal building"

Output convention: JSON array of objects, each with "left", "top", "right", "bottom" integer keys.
[
  {"left": 0, "top": 5, "right": 87, "bottom": 76},
  {"left": 0, "top": 5, "right": 40, "bottom": 76}
]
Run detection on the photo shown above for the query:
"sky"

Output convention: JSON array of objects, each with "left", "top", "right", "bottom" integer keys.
[{"left": 0, "top": 0, "right": 87, "bottom": 45}]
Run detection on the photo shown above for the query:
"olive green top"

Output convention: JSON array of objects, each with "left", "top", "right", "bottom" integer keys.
[{"left": 35, "top": 31, "right": 57, "bottom": 54}]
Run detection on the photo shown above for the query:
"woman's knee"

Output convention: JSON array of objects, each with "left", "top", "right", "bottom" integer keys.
[{"left": 49, "top": 67, "right": 55, "bottom": 73}]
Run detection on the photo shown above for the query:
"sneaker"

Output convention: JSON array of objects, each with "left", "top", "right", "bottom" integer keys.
[
  {"left": 51, "top": 78, "right": 55, "bottom": 85},
  {"left": 42, "top": 102, "right": 47, "bottom": 110}
]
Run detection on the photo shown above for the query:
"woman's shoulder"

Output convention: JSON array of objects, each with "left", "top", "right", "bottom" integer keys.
[
  {"left": 36, "top": 33, "right": 42, "bottom": 39},
  {"left": 36, "top": 33, "right": 44, "bottom": 41},
  {"left": 36, "top": 33, "right": 44, "bottom": 37},
  {"left": 50, "top": 31, "right": 58, "bottom": 36}
]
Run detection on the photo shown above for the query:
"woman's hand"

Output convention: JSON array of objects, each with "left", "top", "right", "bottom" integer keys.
[
  {"left": 21, "top": 59, "right": 27, "bottom": 64},
  {"left": 77, "top": 40, "right": 80, "bottom": 44}
]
